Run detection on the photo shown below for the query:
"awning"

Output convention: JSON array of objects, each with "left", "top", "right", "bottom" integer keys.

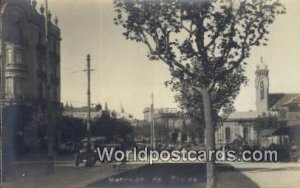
[
  {"left": 260, "top": 129, "right": 277, "bottom": 137},
  {"left": 273, "top": 126, "right": 290, "bottom": 135},
  {"left": 260, "top": 126, "right": 292, "bottom": 137}
]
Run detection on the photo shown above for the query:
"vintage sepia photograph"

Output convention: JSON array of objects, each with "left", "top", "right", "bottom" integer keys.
[{"left": 0, "top": 0, "right": 300, "bottom": 187}]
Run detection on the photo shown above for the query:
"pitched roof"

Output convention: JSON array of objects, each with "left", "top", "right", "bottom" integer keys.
[
  {"left": 260, "top": 129, "right": 277, "bottom": 137},
  {"left": 283, "top": 95, "right": 300, "bottom": 106},
  {"left": 268, "top": 93, "right": 300, "bottom": 109},
  {"left": 259, "top": 127, "right": 290, "bottom": 137},
  {"left": 228, "top": 111, "right": 260, "bottom": 121}
]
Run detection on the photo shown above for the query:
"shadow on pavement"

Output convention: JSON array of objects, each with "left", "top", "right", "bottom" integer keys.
[{"left": 88, "top": 163, "right": 259, "bottom": 188}]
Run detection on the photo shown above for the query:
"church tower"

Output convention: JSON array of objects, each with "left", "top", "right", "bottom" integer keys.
[{"left": 255, "top": 57, "right": 269, "bottom": 114}]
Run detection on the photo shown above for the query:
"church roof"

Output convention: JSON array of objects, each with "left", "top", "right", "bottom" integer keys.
[
  {"left": 260, "top": 128, "right": 277, "bottom": 137},
  {"left": 283, "top": 95, "right": 300, "bottom": 106},
  {"left": 268, "top": 93, "right": 300, "bottom": 109},
  {"left": 228, "top": 111, "right": 260, "bottom": 121}
]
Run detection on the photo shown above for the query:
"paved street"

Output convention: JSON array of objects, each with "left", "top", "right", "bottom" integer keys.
[{"left": 2, "top": 160, "right": 300, "bottom": 188}]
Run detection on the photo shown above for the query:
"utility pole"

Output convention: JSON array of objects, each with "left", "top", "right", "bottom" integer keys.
[
  {"left": 84, "top": 54, "right": 94, "bottom": 142},
  {"left": 0, "top": 7, "right": 4, "bottom": 184},
  {"left": 151, "top": 93, "right": 155, "bottom": 149},
  {"left": 44, "top": 0, "right": 54, "bottom": 174}
]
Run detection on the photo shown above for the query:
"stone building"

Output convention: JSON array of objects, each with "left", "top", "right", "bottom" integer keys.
[
  {"left": 0, "top": 0, "right": 61, "bottom": 151},
  {"left": 63, "top": 105, "right": 102, "bottom": 121},
  {"left": 143, "top": 107, "right": 183, "bottom": 129},
  {"left": 216, "top": 59, "right": 300, "bottom": 148},
  {"left": 143, "top": 107, "right": 201, "bottom": 145}
]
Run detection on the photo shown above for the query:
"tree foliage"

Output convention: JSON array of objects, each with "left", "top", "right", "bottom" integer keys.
[
  {"left": 58, "top": 113, "right": 134, "bottom": 144},
  {"left": 113, "top": 0, "right": 285, "bottom": 147},
  {"left": 58, "top": 116, "right": 86, "bottom": 143},
  {"left": 133, "top": 123, "right": 151, "bottom": 139},
  {"left": 181, "top": 118, "right": 205, "bottom": 144},
  {"left": 92, "top": 114, "right": 133, "bottom": 142},
  {"left": 114, "top": 0, "right": 285, "bottom": 87},
  {"left": 114, "top": 0, "right": 285, "bottom": 125},
  {"left": 168, "top": 69, "right": 244, "bottom": 126}
]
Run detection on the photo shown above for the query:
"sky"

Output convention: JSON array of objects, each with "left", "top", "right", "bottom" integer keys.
[{"left": 42, "top": 0, "right": 300, "bottom": 119}]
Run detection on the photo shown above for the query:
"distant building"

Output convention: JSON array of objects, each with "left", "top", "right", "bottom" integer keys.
[
  {"left": 216, "top": 59, "right": 300, "bottom": 148},
  {"left": 0, "top": 0, "right": 61, "bottom": 150},
  {"left": 114, "top": 105, "right": 134, "bottom": 121},
  {"left": 143, "top": 107, "right": 177, "bottom": 123},
  {"left": 63, "top": 103, "right": 135, "bottom": 123},
  {"left": 143, "top": 107, "right": 202, "bottom": 145},
  {"left": 216, "top": 111, "right": 260, "bottom": 147},
  {"left": 63, "top": 105, "right": 102, "bottom": 121}
]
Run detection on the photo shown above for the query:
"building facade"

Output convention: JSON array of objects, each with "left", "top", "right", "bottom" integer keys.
[
  {"left": 216, "top": 59, "right": 300, "bottom": 148},
  {"left": 143, "top": 107, "right": 183, "bottom": 129},
  {"left": 0, "top": 0, "right": 61, "bottom": 151},
  {"left": 63, "top": 105, "right": 102, "bottom": 121},
  {"left": 143, "top": 107, "right": 202, "bottom": 145},
  {"left": 1, "top": 0, "right": 61, "bottom": 107}
]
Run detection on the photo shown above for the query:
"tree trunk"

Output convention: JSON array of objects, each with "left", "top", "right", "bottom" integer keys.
[{"left": 201, "top": 89, "right": 216, "bottom": 188}]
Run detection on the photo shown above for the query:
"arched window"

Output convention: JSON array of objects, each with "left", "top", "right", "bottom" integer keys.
[
  {"left": 6, "top": 77, "right": 14, "bottom": 96},
  {"left": 260, "top": 81, "right": 264, "bottom": 100},
  {"left": 225, "top": 127, "right": 231, "bottom": 143},
  {"left": 6, "top": 48, "right": 13, "bottom": 64},
  {"left": 14, "top": 77, "right": 22, "bottom": 96},
  {"left": 15, "top": 49, "right": 23, "bottom": 64}
]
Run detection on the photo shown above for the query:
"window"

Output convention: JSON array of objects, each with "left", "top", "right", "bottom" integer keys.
[
  {"left": 6, "top": 77, "right": 14, "bottom": 95},
  {"left": 6, "top": 49, "right": 13, "bottom": 64},
  {"left": 225, "top": 127, "right": 231, "bottom": 143},
  {"left": 14, "top": 77, "right": 23, "bottom": 96},
  {"left": 243, "top": 127, "right": 249, "bottom": 142},
  {"left": 15, "top": 49, "right": 22, "bottom": 64},
  {"left": 260, "top": 81, "right": 264, "bottom": 100}
]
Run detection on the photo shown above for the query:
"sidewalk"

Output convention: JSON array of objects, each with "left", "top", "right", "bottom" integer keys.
[{"left": 228, "top": 162, "right": 300, "bottom": 188}]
